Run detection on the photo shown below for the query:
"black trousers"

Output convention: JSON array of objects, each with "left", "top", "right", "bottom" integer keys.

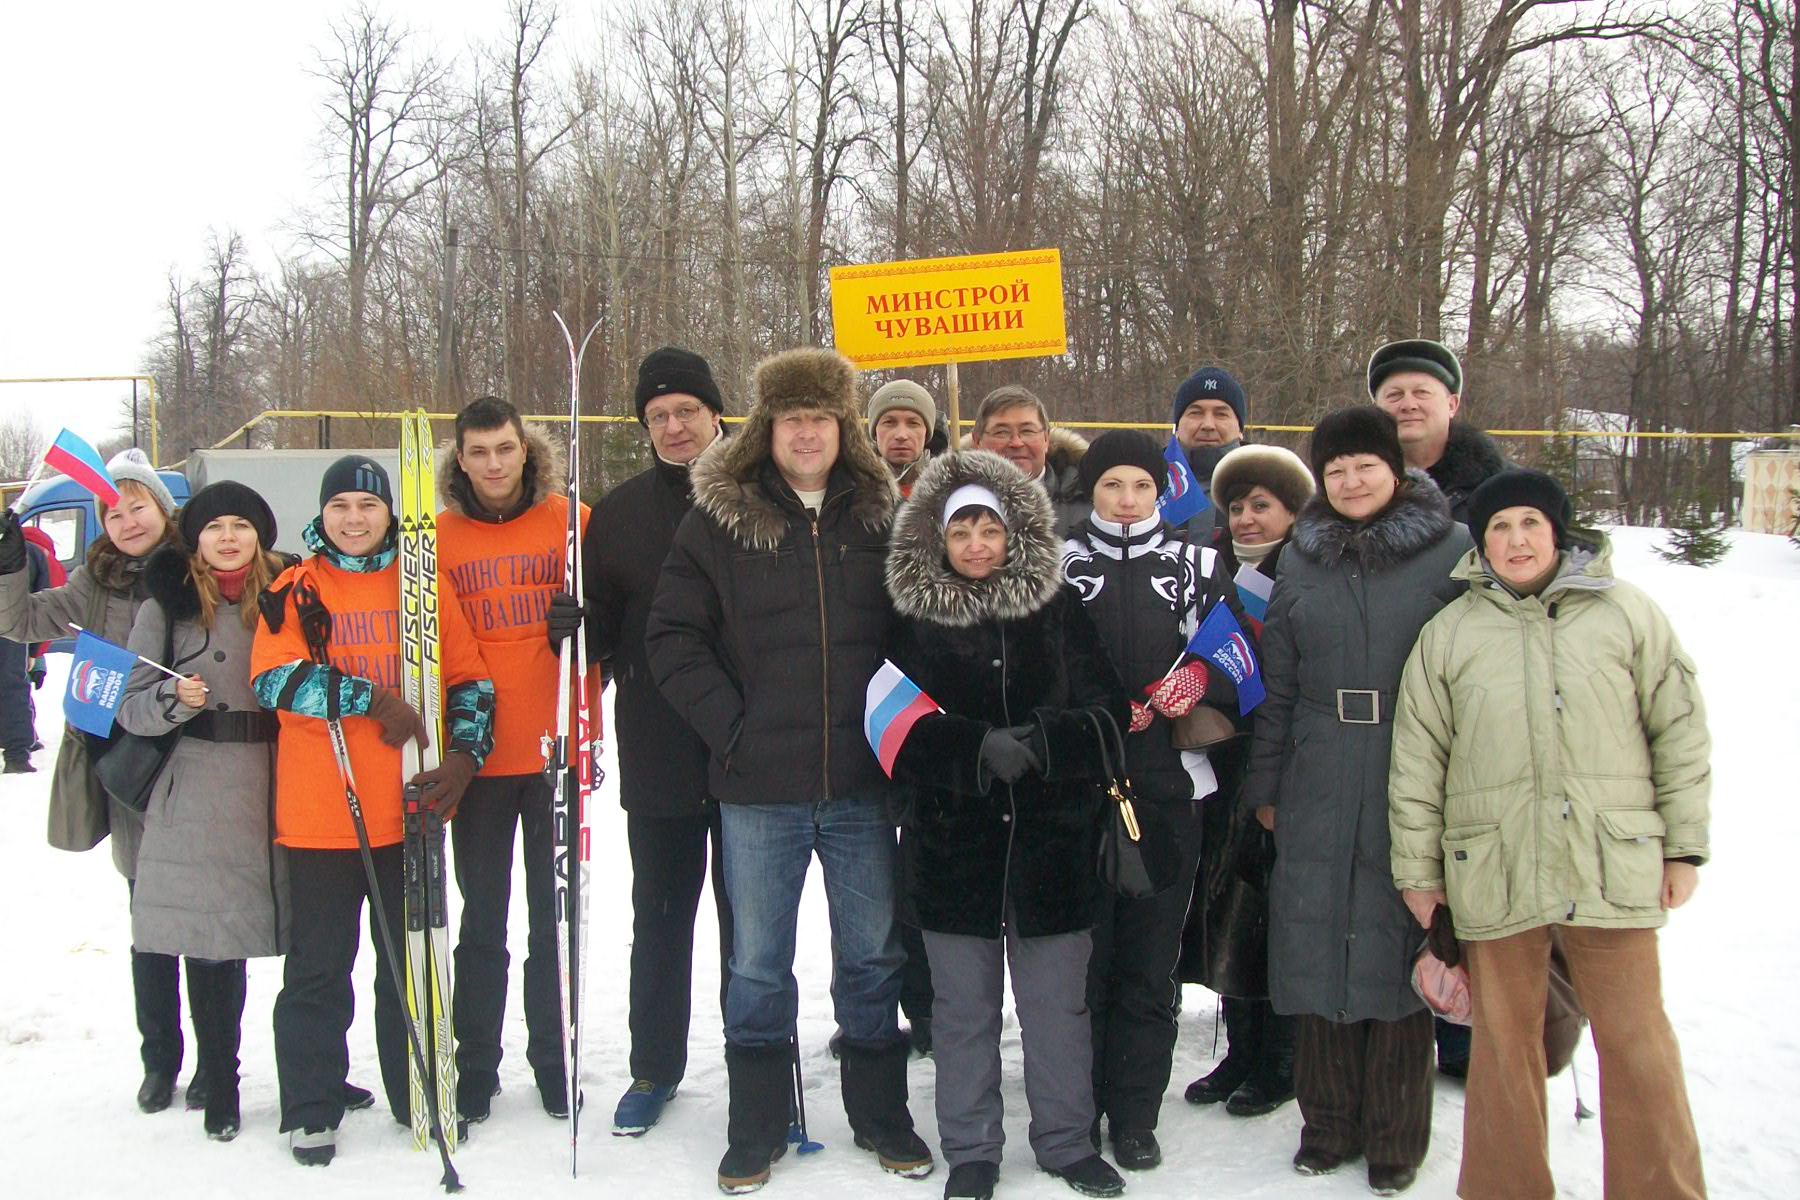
[
  {"left": 898, "top": 919, "right": 933, "bottom": 1025},
  {"left": 450, "top": 773, "right": 562, "bottom": 1097},
  {"left": 0, "top": 636, "right": 34, "bottom": 758},
  {"left": 1295, "top": 1008, "right": 1435, "bottom": 1168},
  {"left": 127, "top": 880, "right": 196, "bottom": 1077},
  {"left": 1088, "top": 798, "right": 1205, "bottom": 1131},
  {"left": 273, "top": 845, "right": 409, "bottom": 1132},
  {"left": 626, "top": 808, "right": 733, "bottom": 1085}
]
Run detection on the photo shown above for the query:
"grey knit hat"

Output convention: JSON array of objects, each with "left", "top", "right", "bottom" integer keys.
[
  {"left": 104, "top": 448, "right": 177, "bottom": 515},
  {"left": 867, "top": 379, "right": 937, "bottom": 431}
]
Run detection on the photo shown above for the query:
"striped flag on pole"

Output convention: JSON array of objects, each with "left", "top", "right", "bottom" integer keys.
[
  {"left": 43, "top": 429, "right": 120, "bottom": 506},
  {"left": 864, "top": 659, "right": 942, "bottom": 778}
]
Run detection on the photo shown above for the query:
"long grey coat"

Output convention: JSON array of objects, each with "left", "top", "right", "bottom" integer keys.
[
  {"left": 116, "top": 546, "right": 287, "bottom": 960},
  {"left": 1241, "top": 472, "right": 1472, "bottom": 1024},
  {"left": 0, "top": 537, "right": 163, "bottom": 875}
]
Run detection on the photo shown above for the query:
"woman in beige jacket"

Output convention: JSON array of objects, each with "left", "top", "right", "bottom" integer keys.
[{"left": 1389, "top": 468, "right": 1710, "bottom": 1200}]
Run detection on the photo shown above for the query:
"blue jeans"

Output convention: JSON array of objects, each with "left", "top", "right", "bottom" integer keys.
[{"left": 719, "top": 796, "right": 904, "bottom": 1048}]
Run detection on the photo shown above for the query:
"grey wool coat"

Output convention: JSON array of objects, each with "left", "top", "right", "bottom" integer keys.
[
  {"left": 0, "top": 535, "right": 170, "bottom": 875},
  {"left": 116, "top": 546, "right": 288, "bottom": 960},
  {"left": 1241, "top": 472, "right": 1472, "bottom": 1024}
]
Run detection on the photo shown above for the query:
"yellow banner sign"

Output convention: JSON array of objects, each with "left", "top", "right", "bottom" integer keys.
[{"left": 829, "top": 249, "right": 1067, "bottom": 369}]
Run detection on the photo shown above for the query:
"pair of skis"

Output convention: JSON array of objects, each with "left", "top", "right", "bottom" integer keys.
[{"left": 547, "top": 314, "right": 603, "bottom": 1178}]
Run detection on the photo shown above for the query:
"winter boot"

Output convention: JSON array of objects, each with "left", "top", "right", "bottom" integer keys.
[
  {"left": 1045, "top": 1154, "right": 1126, "bottom": 1197},
  {"left": 718, "top": 1041, "right": 794, "bottom": 1193},
  {"left": 613, "top": 1079, "right": 679, "bottom": 1136},
  {"left": 2, "top": 755, "right": 35, "bottom": 773},
  {"left": 458, "top": 1076, "right": 501, "bottom": 1124},
  {"left": 184, "top": 1066, "right": 210, "bottom": 1112},
  {"left": 943, "top": 1160, "right": 999, "bottom": 1199},
  {"left": 189, "top": 959, "right": 247, "bottom": 1142},
  {"left": 291, "top": 1126, "right": 336, "bottom": 1166},
  {"left": 1110, "top": 1128, "right": 1161, "bottom": 1170},
  {"left": 131, "top": 947, "right": 183, "bottom": 1112},
  {"left": 841, "top": 1038, "right": 934, "bottom": 1178},
  {"left": 1184, "top": 994, "right": 1260, "bottom": 1105},
  {"left": 1226, "top": 1008, "right": 1296, "bottom": 1117},
  {"left": 1369, "top": 1163, "right": 1418, "bottom": 1195},
  {"left": 342, "top": 1082, "right": 376, "bottom": 1111},
  {"left": 536, "top": 1067, "right": 584, "bottom": 1119}
]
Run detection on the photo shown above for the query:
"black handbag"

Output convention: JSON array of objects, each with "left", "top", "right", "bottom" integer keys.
[
  {"left": 1089, "top": 708, "right": 1183, "bottom": 899},
  {"left": 93, "top": 618, "right": 182, "bottom": 815}
]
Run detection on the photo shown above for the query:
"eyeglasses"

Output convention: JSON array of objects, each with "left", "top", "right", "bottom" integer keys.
[
  {"left": 647, "top": 404, "right": 708, "bottom": 428},
  {"left": 983, "top": 424, "right": 1045, "bottom": 443}
]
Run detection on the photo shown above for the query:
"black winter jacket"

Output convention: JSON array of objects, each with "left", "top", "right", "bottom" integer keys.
[
  {"left": 647, "top": 441, "right": 898, "bottom": 807},
  {"left": 1426, "top": 420, "right": 1508, "bottom": 527},
  {"left": 1062, "top": 513, "right": 1247, "bottom": 803},
  {"left": 885, "top": 451, "right": 1130, "bottom": 938},
  {"left": 586, "top": 454, "right": 712, "bottom": 815}
]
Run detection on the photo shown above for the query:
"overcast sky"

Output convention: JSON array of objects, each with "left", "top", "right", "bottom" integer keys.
[{"left": 0, "top": 0, "right": 600, "bottom": 463}]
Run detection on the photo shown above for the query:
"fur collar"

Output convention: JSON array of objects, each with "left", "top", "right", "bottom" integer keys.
[
  {"left": 886, "top": 451, "right": 1065, "bottom": 627},
  {"left": 86, "top": 525, "right": 181, "bottom": 594},
  {"left": 144, "top": 545, "right": 201, "bottom": 621},
  {"left": 1429, "top": 420, "right": 1508, "bottom": 493},
  {"left": 689, "top": 418, "right": 895, "bottom": 553},
  {"left": 435, "top": 422, "right": 567, "bottom": 519},
  {"left": 1289, "top": 469, "right": 1456, "bottom": 572}
]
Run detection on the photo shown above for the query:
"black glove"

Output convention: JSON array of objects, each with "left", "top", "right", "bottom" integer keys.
[
  {"left": 366, "top": 687, "right": 430, "bottom": 749},
  {"left": 29, "top": 665, "right": 45, "bottom": 690},
  {"left": 411, "top": 751, "right": 478, "bottom": 820},
  {"left": 0, "top": 510, "right": 26, "bottom": 576},
  {"left": 979, "top": 729, "right": 1042, "bottom": 785},
  {"left": 1006, "top": 723, "right": 1047, "bottom": 773},
  {"left": 546, "top": 592, "right": 586, "bottom": 651}
]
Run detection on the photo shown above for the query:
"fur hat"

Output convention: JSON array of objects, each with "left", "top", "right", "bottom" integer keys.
[
  {"left": 1172, "top": 366, "right": 1247, "bottom": 429},
  {"left": 179, "top": 481, "right": 277, "bottom": 550},
  {"left": 1209, "top": 444, "right": 1315, "bottom": 516},
  {"left": 1308, "top": 406, "right": 1406, "bottom": 486},
  {"left": 1078, "top": 430, "right": 1168, "bottom": 498},
  {"left": 1368, "top": 339, "right": 1462, "bottom": 397},
  {"left": 1467, "top": 468, "right": 1573, "bottom": 549},
  {"left": 104, "top": 448, "right": 177, "bottom": 516},
  {"left": 636, "top": 346, "right": 723, "bottom": 423},
  {"left": 867, "top": 378, "right": 937, "bottom": 432}
]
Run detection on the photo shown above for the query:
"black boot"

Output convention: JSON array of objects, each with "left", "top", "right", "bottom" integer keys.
[
  {"left": 132, "top": 947, "right": 182, "bottom": 1112},
  {"left": 1184, "top": 995, "right": 1260, "bottom": 1105},
  {"left": 943, "top": 1160, "right": 999, "bottom": 1199},
  {"left": 1045, "top": 1154, "right": 1126, "bottom": 1197},
  {"left": 190, "top": 960, "right": 247, "bottom": 1141},
  {"left": 1226, "top": 1006, "right": 1295, "bottom": 1117},
  {"left": 840, "top": 1038, "right": 934, "bottom": 1179},
  {"left": 718, "top": 1042, "right": 794, "bottom": 1194}
]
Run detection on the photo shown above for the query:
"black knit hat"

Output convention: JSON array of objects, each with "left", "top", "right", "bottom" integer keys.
[
  {"left": 1307, "top": 406, "right": 1407, "bottom": 486},
  {"left": 1172, "top": 366, "right": 1247, "bottom": 429},
  {"left": 1367, "top": 339, "right": 1463, "bottom": 397},
  {"left": 1078, "top": 429, "right": 1169, "bottom": 498},
  {"left": 180, "top": 481, "right": 277, "bottom": 550},
  {"left": 1468, "top": 468, "right": 1573, "bottom": 549},
  {"left": 318, "top": 454, "right": 393, "bottom": 511},
  {"left": 636, "top": 346, "right": 723, "bottom": 423}
]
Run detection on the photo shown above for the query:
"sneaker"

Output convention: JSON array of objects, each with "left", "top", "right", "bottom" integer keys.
[
  {"left": 1368, "top": 1164, "right": 1418, "bottom": 1196},
  {"left": 853, "top": 1126, "right": 934, "bottom": 1178},
  {"left": 943, "top": 1160, "right": 999, "bottom": 1199},
  {"left": 342, "top": 1082, "right": 376, "bottom": 1111},
  {"left": 291, "top": 1126, "right": 336, "bottom": 1166},
  {"left": 137, "top": 1070, "right": 176, "bottom": 1114},
  {"left": 1045, "top": 1154, "right": 1126, "bottom": 1197},
  {"left": 613, "top": 1079, "right": 678, "bottom": 1136},
  {"left": 1293, "top": 1145, "right": 1349, "bottom": 1176},
  {"left": 718, "top": 1138, "right": 788, "bottom": 1194},
  {"left": 1110, "top": 1128, "right": 1161, "bottom": 1171}
]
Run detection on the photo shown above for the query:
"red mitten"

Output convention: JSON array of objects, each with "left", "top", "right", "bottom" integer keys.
[
  {"left": 1144, "top": 660, "right": 1209, "bottom": 718},
  {"left": 1128, "top": 700, "right": 1155, "bottom": 733}
]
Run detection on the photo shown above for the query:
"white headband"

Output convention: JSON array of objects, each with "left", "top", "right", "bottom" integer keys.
[{"left": 941, "top": 483, "right": 1006, "bottom": 530}]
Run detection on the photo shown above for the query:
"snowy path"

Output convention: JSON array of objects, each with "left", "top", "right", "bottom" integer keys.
[{"left": 2, "top": 527, "right": 1796, "bottom": 1198}]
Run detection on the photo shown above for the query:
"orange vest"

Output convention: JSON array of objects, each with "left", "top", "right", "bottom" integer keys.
[
  {"left": 253, "top": 556, "right": 491, "bottom": 850},
  {"left": 436, "top": 495, "right": 592, "bottom": 777}
]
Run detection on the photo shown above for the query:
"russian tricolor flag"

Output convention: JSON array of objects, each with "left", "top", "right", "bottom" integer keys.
[
  {"left": 43, "top": 429, "right": 120, "bottom": 506},
  {"left": 1233, "top": 562, "right": 1274, "bottom": 622},
  {"left": 864, "top": 659, "right": 942, "bottom": 778}
]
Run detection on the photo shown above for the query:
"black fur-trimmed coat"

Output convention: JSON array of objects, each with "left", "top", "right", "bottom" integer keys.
[
  {"left": 884, "top": 452, "right": 1130, "bottom": 939},
  {"left": 1427, "top": 420, "right": 1508, "bottom": 526},
  {"left": 1242, "top": 472, "right": 1472, "bottom": 1023}
]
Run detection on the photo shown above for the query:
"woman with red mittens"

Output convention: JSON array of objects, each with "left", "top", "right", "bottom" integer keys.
[{"left": 1061, "top": 430, "right": 1254, "bottom": 1172}]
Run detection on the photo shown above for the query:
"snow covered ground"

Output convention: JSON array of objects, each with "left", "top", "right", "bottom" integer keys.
[{"left": 2, "top": 526, "right": 1797, "bottom": 1199}]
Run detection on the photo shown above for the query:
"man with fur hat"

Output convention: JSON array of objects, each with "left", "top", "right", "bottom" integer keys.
[
  {"left": 577, "top": 347, "right": 736, "bottom": 1138},
  {"left": 970, "top": 384, "right": 1091, "bottom": 537},
  {"left": 434, "top": 395, "right": 591, "bottom": 1124},
  {"left": 1171, "top": 365, "right": 1249, "bottom": 544},
  {"left": 647, "top": 347, "right": 932, "bottom": 1192},
  {"left": 867, "top": 378, "right": 947, "bottom": 499},
  {"left": 1368, "top": 339, "right": 1507, "bottom": 529}
]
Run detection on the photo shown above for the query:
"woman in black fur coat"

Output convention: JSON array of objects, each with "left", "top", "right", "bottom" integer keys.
[{"left": 882, "top": 450, "right": 1131, "bottom": 1200}]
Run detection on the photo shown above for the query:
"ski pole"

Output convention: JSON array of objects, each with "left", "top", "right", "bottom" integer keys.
[{"left": 789, "top": 1034, "right": 824, "bottom": 1155}]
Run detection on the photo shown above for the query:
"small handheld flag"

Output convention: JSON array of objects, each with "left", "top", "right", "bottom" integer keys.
[
  {"left": 63, "top": 629, "right": 141, "bottom": 737},
  {"left": 1185, "top": 601, "right": 1265, "bottom": 715},
  {"left": 1233, "top": 563, "right": 1274, "bottom": 623},
  {"left": 43, "top": 429, "right": 121, "bottom": 507},
  {"left": 1157, "top": 437, "right": 1210, "bottom": 526},
  {"left": 864, "top": 659, "right": 943, "bottom": 778}
]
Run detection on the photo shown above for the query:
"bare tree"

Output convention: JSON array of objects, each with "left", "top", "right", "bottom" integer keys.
[{"left": 0, "top": 414, "right": 46, "bottom": 480}]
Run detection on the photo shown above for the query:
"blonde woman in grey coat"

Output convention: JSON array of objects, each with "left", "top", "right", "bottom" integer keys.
[{"left": 118, "top": 482, "right": 291, "bottom": 1142}]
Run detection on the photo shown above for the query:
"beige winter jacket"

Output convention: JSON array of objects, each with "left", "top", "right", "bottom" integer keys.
[{"left": 1388, "top": 532, "right": 1711, "bottom": 941}]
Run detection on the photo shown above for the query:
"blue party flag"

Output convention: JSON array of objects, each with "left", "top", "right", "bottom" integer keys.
[
  {"left": 1157, "top": 437, "right": 1210, "bottom": 526},
  {"left": 63, "top": 630, "right": 139, "bottom": 737},
  {"left": 1185, "top": 601, "right": 1265, "bottom": 715}
]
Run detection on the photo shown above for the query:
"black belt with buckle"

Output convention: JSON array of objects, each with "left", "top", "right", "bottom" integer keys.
[{"left": 185, "top": 710, "right": 279, "bottom": 744}]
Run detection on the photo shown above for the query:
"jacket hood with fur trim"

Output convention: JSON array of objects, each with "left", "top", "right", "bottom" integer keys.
[
  {"left": 885, "top": 450, "right": 1064, "bottom": 628},
  {"left": 1290, "top": 469, "right": 1457, "bottom": 573},
  {"left": 435, "top": 421, "right": 567, "bottom": 519},
  {"left": 689, "top": 347, "right": 896, "bottom": 552}
]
